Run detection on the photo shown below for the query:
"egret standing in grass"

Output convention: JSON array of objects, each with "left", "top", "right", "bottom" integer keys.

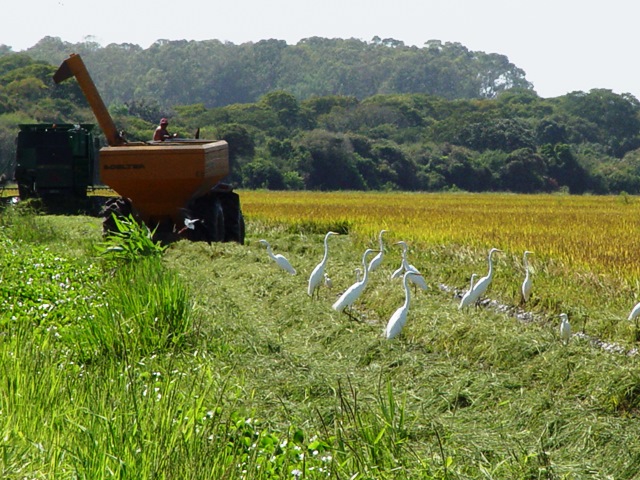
[
  {"left": 391, "top": 241, "right": 428, "bottom": 291},
  {"left": 307, "top": 231, "right": 339, "bottom": 298},
  {"left": 259, "top": 239, "right": 296, "bottom": 275},
  {"left": 385, "top": 271, "right": 421, "bottom": 339},
  {"left": 628, "top": 301, "right": 640, "bottom": 339},
  {"left": 324, "top": 272, "right": 333, "bottom": 289},
  {"left": 458, "top": 273, "right": 479, "bottom": 310},
  {"left": 332, "top": 249, "right": 377, "bottom": 318},
  {"left": 466, "top": 247, "right": 502, "bottom": 305},
  {"left": 367, "top": 229, "right": 388, "bottom": 272},
  {"left": 391, "top": 241, "right": 411, "bottom": 279},
  {"left": 521, "top": 251, "right": 534, "bottom": 303},
  {"left": 560, "top": 313, "right": 571, "bottom": 345},
  {"left": 628, "top": 301, "right": 640, "bottom": 321},
  {"left": 391, "top": 262, "right": 404, "bottom": 280},
  {"left": 354, "top": 268, "right": 363, "bottom": 283}
]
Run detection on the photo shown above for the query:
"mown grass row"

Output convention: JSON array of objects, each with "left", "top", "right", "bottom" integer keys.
[{"left": 172, "top": 217, "right": 640, "bottom": 479}]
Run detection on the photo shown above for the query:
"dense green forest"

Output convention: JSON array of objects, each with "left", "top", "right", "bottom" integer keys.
[{"left": 1, "top": 37, "right": 640, "bottom": 194}]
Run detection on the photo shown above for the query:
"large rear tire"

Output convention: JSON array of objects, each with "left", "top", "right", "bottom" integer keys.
[
  {"left": 189, "top": 188, "right": 245, "bottom": 244},
  {"left": 101, "top": 197, "right": 133, "bottom": 236},
  {"left": 236, "top": 210, "right": 245, "bottom": 245},
  {"left": 191, "top": 193, "right": 225, "bottom": 243},
  {"left": 218, "top": 191, "right": 245, "bottom": 244}
]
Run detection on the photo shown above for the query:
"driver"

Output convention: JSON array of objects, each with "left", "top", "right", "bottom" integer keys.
[{"left": 153, "top": 118, "right": 176, "bottom": 141}]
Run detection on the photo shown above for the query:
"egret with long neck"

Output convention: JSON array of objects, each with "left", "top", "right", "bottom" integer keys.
[
  {"left": 560, "top": 313, "right": 571, "bottom": 345},
  {"left": 391, "top": 241, "right": 428, "bottom": 291},
  {"left": 385, "top": 271, "right": 421, "bottom": 339},
  {"left": 521, "top": 250, "right": 534, "bottom": 303},
  {"left": 458, "top": 273, "right": 479, "bottom": 310},
  {"left": 307, "top": 231, "right": 339, "bottom": 298},
  {"left": 467, "top": 247, "right": 502, "bottom": 304},
  {"left": 332, "top": 249, "right": 377, "bottom": 317},
  {"left": 367, "top": 229, "right": 388, "bottom": 272},
  {"left": 259, "top": 239, "right": 296, "bottom": 275}
]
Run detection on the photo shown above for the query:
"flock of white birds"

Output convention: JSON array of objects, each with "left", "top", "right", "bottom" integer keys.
[{"left": 258, "top": 229, "right": 640, "bottom": 343}]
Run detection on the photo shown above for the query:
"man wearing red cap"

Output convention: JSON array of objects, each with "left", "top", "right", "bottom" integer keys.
[{"left": 153, "top": 118, "right": 176, "bottom": 141}]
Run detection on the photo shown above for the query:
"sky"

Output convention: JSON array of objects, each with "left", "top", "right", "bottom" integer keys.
[{"left": 3, "top": 0, "right": 639, "bottom": 100}]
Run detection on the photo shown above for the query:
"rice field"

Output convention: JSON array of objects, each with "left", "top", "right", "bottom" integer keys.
[{"left": 240, "top": 190, "right": 640, "bottom": 280}]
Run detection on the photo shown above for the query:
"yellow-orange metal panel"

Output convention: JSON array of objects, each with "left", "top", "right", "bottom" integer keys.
[{"left": 99, "top": 140, "right": 229, "bottom": 223}]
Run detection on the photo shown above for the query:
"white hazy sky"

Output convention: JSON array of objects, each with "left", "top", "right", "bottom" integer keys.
[{"left": 3, "top": 0, "right": 639, "bottom": 100}]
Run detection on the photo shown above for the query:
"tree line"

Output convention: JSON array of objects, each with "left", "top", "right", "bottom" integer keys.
[
  {"left": 1, "top": 39, "right": 640, "bottom": 194},
  {"left": 6, "top": 36, "right": 531, "bottom": 109}
]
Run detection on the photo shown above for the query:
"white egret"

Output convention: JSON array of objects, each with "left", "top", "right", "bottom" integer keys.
[
  {"left": 392, "top": 241, "right": 428, "bottom": 291},
  {"left": 184, "top": 217, "right": 200, "bottom": 230},
  {"left": 628, "top": 302, "right": 640, "bottom": 321},
  {"left": 367, "top": 229, "right": 388, "bottom": 272},
  {"left": 385, "top": 271, "right": 421, "bottom": 339},
  {"left": 467, "top": 247, "right": 502, "bottom": 304},
  {"left": 259, "top": 239, "right": 296, "bottom": 275},
  {"left": 324, "top": 273, "right": 333, "bottom": 289},
  {"left": 178, "top": 216, "right": 201, "bottom": 234},
  {"left": 332, "top": 249, "right": 378, "bottom": 316},
  {"left": 458, "top": 273, "right": 479, "bottom": 310},
  {"left": 390, "top": 263, "right": 404, "bottom": 280},
  {"left": 521, "top": 251, "right": 534, "bottom": 303},
  {"left": 354, "top": 268, "right": 363, "bottom": 283},
  {"left": 307, "top": 231, "right": 339, "bottom": 298},
  {"left": 390, "top": 242, "right": 407, "bottom": 280},
  {"left": 560, "top": 313, "right": 571, "bottom": 345}
]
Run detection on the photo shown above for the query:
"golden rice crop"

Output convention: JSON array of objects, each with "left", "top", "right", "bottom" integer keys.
[{"left": 240, "top": 191, "right": 640, "bottom": 279}]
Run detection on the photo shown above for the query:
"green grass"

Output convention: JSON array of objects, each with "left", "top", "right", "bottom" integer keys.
[{"left": 2, "top": 203, "right": 640, "bottom": 478}]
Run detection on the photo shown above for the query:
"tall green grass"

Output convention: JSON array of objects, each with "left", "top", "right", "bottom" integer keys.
[{"left": 74, "top": 257, "right": 195, "bottom": 361}]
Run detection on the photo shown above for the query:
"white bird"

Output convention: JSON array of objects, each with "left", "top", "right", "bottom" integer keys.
[
  {"left": 560, "top": 313, "right": 571, "bottom": 344},
  {"left": 628, "top": 302, "right": 640, "bottom": 321},
  {"left": 390, "top": 263, "right": 404, "bottom": 280},
  {"left": 184, "top": 217, "right": 200, "bottom": 230},
  {"left": 332, "top": 249, "right": 378, "bottom": 316},
  {"left": 466, "top": 247, "right": 502, "bottom": 305},
  {"left": 392, "top": 241, "right": 428, "bottom": 291},
  {"left": 178, "top": 216, "right": 201, "bottom": 234},
  {"left": 354, "top": 268, "right": 363, "bottom": 283},
  {"left": 324, "top": 273, "right": 333, "bottom": 289},
  {"left": 458, "top": 273, "right": 479, "bottom": 310},
  {"left": 385, "top": 271, "right": 421, "bottom": 339},
  {"left": 307, "top": 231, "right": 339, "bottom": 298},
  {"left": 521, "top": 250, "right": 534, "bottom": 303},
  {"left": 259, "top": 239, "right": 296, "bottom": 275},
  {"left": 390, "top": 242, "right": 407, "bottom": 280},
  {"left": 367, "top": 229, "right": 388, "bottom": 272}
]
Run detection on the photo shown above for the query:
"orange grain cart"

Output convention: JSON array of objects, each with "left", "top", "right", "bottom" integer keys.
[{"left": 54, "top": 54, "right": 244, "bottom": 243}]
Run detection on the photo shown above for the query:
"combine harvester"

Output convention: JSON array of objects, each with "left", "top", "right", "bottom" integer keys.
[{"left": 9, "top": 53, "right": 244, "bottom": 244}]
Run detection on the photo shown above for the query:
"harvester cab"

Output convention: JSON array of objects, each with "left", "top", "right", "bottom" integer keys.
[{"left": 53, "top": 53, "right": 244, "bottom": 244}]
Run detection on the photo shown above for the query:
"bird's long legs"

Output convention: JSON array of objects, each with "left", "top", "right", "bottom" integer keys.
[{"left": 343, "top": 306, "right": 361, "bottom": 322}]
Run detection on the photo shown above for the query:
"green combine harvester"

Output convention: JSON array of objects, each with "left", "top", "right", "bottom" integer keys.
[
  {"left": 15, "top": 123, "right": 97, "bottom": 197},
  {"left": 1, "top": 123, "right": 114, "bottom": 210}
]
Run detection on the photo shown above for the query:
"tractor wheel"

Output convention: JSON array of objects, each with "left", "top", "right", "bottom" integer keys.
[
  {"left": 191, "top": 193, "right": 225, "bottom": 243},
  {"left": 213, "top": 199, "right": 225, "bottom": 242},
  {"left": 219, "top": 191, "right": 245, "bottom": 244},
  {"left": 236, "top": 210, "right": 245, "bottom": 245},
  {"left": 101, "top": 197, "right": 133, "bottom": 236}
]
